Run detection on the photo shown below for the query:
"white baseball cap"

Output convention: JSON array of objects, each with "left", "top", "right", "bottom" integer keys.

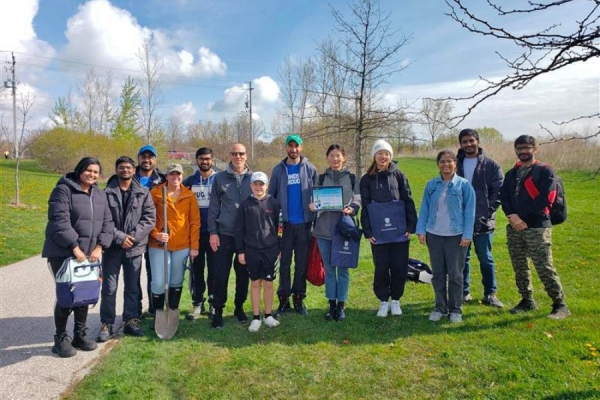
[{"left": 251, "top": 171, "right": 269, "bottom": 184}]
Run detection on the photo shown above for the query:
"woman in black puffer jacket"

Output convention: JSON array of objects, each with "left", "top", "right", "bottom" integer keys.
[{"left": 42, "top": 157, "right": 114, "bottom": 358}]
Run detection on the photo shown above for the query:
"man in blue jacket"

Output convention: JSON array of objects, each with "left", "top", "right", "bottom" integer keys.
[
  {"left": 269, "top": 134, "right": 317, "bottom": 315},
  {"left": 456, "top": 129, "right": 504, "bottom": 308},
  {"left": 98, "top": 156, "right": 156, "bottom": 341}
]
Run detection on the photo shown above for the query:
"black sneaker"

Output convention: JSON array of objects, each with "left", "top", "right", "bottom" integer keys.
[
  {"left": 52, "top": 332, "right": 77, "bottom": 358},
  {"left": 96, "top": 323, "right": 113, "bottom": 343},
  {"left": 510, "top": 298, "right": 538, "bottom": 314},
  {"left": 548, "top": 304, "right": 571, "bottom": 320},
  {"left": 212, "top": 312, "right": 223, "bottom": 329},
  {"left": 234, "top": 307, "right": 248, "bottom": 323},
  {"left": 72, "top": 327, "right": 98, "bottom": 351},
  {"left": 123, "top": 319, "right": 145, "bottom": 337},
  {"left": 293, "top": 295, "right": 309, "bottom": 315},
  {"left": 275, "top": 297, "right": 292, "bottom": 316}
]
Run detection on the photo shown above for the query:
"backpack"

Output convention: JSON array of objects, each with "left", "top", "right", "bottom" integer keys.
[
  {"left": 318, "top": 173, "right": 356, "bottom": 190},
  {"left": 523, "top": 163, "right": 567, "bottom": 225}
]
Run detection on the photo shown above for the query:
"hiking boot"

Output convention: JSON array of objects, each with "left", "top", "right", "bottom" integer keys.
[
  {"left": 429, "top": 311, "right": 444, "bottom": 322},
  {"left": 123, "top": 319, "right": 144, "bottom": 337},
  {"left": 72, "top": 326, "right": 97, "bottom": 351},
  {"left": 275, "top": 296, "right": 292, "bottom": 316},
  {"left": 96, "top": 323, "right": 113, "bottom": 343},
  {"left": 548, "top": 304, "right": 571, "bottom": 320},
  {"left": 293, "top": 295, "right": 308, "bottom": 315},
  {"left": 234, "top": 307, "right": 248, "bottom": 323},
  {"left": 248, "top": 319, "right": 262, "bottom": 332},
  {"left": 212, "top": 310, "right": 223, "bottom": 329},
  {"left": 463, "top": 293, "right": 473, "bottom": 303},
  {"left": 336, "top": 302, "right": 346, "bottom": 322},
  {"left": 325, "top": 300, "right": 337, "bottom": 321},
  {"left": 510, "top": 298, "right": 538, "bottom": 314},
  {"left": 482, "top": 294, "right": 504, "bottom": 308},
  {"left": 449, "top": 313, "right": 463, "bottom": 323},
  {"left": 390, "top": 300, "right": 403, "bottom": 316},
  {"left": 377, "top": 301, "right": 390, "bottom": 318},
  {"left": 52, "top": 332, "right": 77, "bottom": 358},
  {"left": 264, "top": 316, "right": 280, "bottom": 328},
  {"left": 187, "top": 304, "right": 203, "bottom": 321}
]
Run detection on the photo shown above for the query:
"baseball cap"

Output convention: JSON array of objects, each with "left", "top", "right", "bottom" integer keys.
[
  {"left": 250, "top": 171, "right": 269, "bottom": 184},
  {"left": 138, "top": 145, "right": 157, "bottom": 157},
  {"left": 165, "top": 163, "right": 184, "bottom": 174},
  {"left": 285, "top": 134, "right": 303, "bottom": 146}
]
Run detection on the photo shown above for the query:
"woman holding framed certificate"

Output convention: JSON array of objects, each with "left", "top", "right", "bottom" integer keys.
[
  {"left": 310, "top": 144, "right": 361, "bottom": 321},
  {"left": 360, "top": 140, "right": 418, "bottom": 318}
]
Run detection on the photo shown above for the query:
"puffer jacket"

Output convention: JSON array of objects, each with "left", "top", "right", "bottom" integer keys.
[
  {"left": 359, "top": 162, "right": 417, "bottom": 239},
  {"left": 456, "top": 148, "right": 504, "bottom": 235},
  {"left": 149, "top": 183, "right": 200, "bottom": 251},
  {"left": 42, "top": 173, "right": 114, "bottom": 258},
  {"left": 312, "top": 168, "right": 361, "bottom": 240},
  {"left": 104, "top": 174, "right": 156, "bottom": 257}
]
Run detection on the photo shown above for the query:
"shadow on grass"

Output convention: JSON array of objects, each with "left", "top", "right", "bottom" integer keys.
[
  {"left": 137, "top": 301, "right": 546, "bottom": 349},
  {"left": 542, "top": 390, "right": 600, "bottom": 400}
]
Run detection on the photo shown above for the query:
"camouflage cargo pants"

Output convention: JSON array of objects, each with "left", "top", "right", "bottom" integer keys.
[{"left": 506, "top": 225, "right": 566, "bottom": 304}]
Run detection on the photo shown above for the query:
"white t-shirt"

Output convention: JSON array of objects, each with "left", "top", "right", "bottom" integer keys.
[{"left": 463, "top": 157, "right": 478, "bottom": 184}]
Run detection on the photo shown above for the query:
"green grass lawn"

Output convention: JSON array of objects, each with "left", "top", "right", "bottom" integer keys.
[{"left": 2, "top": 158, "right": 599, "bottom": 398}]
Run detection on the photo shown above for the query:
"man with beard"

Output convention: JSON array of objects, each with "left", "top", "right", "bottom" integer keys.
[
  {"left": 135, "top": 145, "right": 166, "bottom": 317},
  {"left": 500, "top": 135, "right": 570, "bottom": 320},
  {"left": 456, "top": 129, "right": 504, "bottom": 308},
  {"left": 207, "top": 143, "right": 253, "bottom": 329},
  {"left": 269, "top": 134, "right": 316, "bottom": 315},
  {"left": 183, "top": 147, "right": 217, "bottom": 320},
  {"left": 97, "top": 156, "right": 156, "bottom": 341}
]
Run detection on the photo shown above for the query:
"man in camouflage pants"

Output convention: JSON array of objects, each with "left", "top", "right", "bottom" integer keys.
[{"left": 500, "top": 135, "right": 570, "bottom": 319}]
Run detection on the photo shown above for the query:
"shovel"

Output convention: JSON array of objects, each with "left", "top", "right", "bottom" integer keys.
[{"left": 155, "top": 185, "right": 180, "bottom": 340}]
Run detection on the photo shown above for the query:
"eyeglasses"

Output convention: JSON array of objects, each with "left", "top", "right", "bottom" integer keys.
[
  {"left": 230, "top": 152, "right": 246, "bottom": 157},
  {"left": 515, "top": 146, "right": 534, "bottom": 151}
]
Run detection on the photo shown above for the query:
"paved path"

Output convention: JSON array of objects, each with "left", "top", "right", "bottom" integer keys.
[{"left": 0, "top": 255, "right": 147, "bottom": 399}]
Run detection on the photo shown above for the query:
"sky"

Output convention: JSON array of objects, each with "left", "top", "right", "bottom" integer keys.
[{"left": 0, "top": 0, "right": 598, "bottom": 140}]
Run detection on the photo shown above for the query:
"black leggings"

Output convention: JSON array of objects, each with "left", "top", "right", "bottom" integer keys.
[{"left": 49, "top": 257, "right": 89, "bottom": 335}]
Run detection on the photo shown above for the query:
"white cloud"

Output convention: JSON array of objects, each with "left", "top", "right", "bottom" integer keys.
[
  {"left": 0, "top": 0, "right": 54, "bottom": 57},
  {"left": 172, "top": 101, "right": 198, "bottom": 124},
  {"left": 208, "top": 76, "right": 280, "bottom": 114},
  {"left": 60, "top": 0, "right": 227, "bottom": 77}
]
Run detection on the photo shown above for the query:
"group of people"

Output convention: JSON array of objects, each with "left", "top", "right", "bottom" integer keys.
[{"left": 43, "top": 130, "right": 570, "bottom": 359}]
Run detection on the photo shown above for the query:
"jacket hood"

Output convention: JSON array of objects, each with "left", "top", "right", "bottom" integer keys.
[
  {"left": 324, "top": 167, "right": 350, "bottom": 179},
  {"left": 106, "top": 174, "right": 145, "bottom": 191},
  {"left": 376, "top": 161, "right": 399, "bottom": 175},
  {"left": 457, "top": 147, "right": 485, "bottom": 160},
  {"left": 278, "top": 155, "right": 311, "bottom": 166},
  {"left": 59, "top": 172, "right": 97, "bottom": 193},
  {"left": 226, "top": 163, "right": 251, "bottom": 176}
]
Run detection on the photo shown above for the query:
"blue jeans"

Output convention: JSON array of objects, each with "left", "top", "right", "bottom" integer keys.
[
  {"left": 149, "top": 247, "right": 189, "bottom": 294},
  {"left": 317, "top": 238, "right": 350, "bottom": 302},
  {"left": 463, "top": 233, "right": 497, "bottom": 297}
]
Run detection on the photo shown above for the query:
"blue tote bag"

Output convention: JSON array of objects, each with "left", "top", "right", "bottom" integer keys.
[
  {"left": 331, "top": 215, "right": 362, "bottom": 268},
  {"left": 367, "top": 200, "right": 408, "bottom": 244}
]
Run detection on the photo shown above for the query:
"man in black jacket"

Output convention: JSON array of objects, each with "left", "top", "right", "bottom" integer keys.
[
  {"left": 97, "top": 156, "right": 156, "bottom": 341},
  {"left": 500, "top": 135, "right": 570, "bottom": 319},
  {"left": 456, "top": 129, "right": 504, "bottom": 308}
]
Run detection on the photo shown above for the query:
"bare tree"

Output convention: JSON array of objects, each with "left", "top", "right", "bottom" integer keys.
[
  {"left": 420, "top": 98, "right": 453, "bottom": 149},
  {"left": 13, "top": 93, "right": 36, "bottom": 205},
  {"left": 138, "top": 37, "right": 166, "bottom": 145},
  {"left": 444, "top": 0, "right": 600, "bottom": 139},
  {"left": 278, "top": 57, "right": 300, "bottom": 133},
  {"left": 165, "top": 114, "right": 186, "bottom": 150},
  {"left": 317, "top": 0, "right": 411, "bottom": 173}
]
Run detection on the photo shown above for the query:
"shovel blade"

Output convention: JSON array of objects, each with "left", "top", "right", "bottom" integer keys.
[{"left": 155, "top": 308, "right": 180, "bottom": 340}]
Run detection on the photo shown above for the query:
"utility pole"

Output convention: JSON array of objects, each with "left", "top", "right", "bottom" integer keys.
[
  {"left": 248, "top": 81, "right": 253, "bottom": 161},
  {"left": 3, "top": 53, "right": 18, "bottom": 159}
]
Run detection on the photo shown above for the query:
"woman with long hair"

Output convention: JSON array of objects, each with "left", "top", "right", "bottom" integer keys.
[
  {"left": 148, "top": 163, "right": 200, "bottom": 329},
  {"left": 42, "top": 157, "right": 114, "bottom": 358},
  {"left": 360, "top": 140, "right": 417, "bottom": 318},
  {"left": 310, "top": 144, "right": 361, "bottom": 321},
  {"left": 416, "top": 150, "right": 475, "bottom": 323}
]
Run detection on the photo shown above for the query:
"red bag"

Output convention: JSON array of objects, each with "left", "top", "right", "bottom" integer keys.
[{"left": 306, "top": 237, "right": 325, "bottom": 286}]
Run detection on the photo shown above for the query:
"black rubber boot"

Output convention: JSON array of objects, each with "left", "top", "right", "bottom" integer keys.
[
  {"left": 293, "top": 294, "right": 308, "bottom": 315},
  {"left": 275, "top": 295, "right": 291, "bottom": 316},
  {"left": 72, "top": 307, "right": 97, "bottom": 351},
  {"left": 336, "top": 301, "right": 346, "bottom": 321},
  {"left": 152, "top": 293, "right": 165, "bottom": 330},
  {"left": 325, "top": 300, "right": 337, "bottom": 321},
  {"left": 168, "top": 287, "right": 183, "bottom": 310},
  {"left": 52, "top": 332, "right": 77, "bottom": 358},
  {"left": 212, "top": 309, "right": 224, "bottom": 329}
]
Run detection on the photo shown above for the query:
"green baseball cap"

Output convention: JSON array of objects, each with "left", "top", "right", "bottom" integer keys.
[{"left": 285, "top": 134, "right": 303, "bottom": 146}]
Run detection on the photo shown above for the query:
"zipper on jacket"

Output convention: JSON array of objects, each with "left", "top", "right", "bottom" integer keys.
[{"left": 88, "top": 191, "right": 94, "bottom": 255}]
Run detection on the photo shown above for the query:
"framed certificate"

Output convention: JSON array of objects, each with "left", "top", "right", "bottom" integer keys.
[{"left": 313, "top": 186, "right": 344, "bottom": 211}]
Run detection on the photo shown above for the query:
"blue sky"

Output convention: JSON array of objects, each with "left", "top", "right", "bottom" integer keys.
[{"left": 0, "top": 0, "right": 597, "bottom": 139}]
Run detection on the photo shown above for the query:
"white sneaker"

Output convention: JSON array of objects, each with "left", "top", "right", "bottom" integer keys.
[
  {"left": 264, "top": 316, "right": 280, "bottom": 328},
  {"left": 429, "top": 311, "right": 444, "bottom": 322},
  {"left": 377, "top": 301, "right": 390, "bottom": 317},
  {"left": 390, "top": 300, "right": 402, "bottom": 316},
  {"left": 449, "top": 313, "right": 463, "bottom": 323},
  {"left": 248, "top": 319, "right": 262, "bottom": 332}
]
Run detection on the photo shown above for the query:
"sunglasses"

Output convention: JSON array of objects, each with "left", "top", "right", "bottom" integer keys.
[{"left": 230, "top": 152, "right": 246, "bottom": 157}]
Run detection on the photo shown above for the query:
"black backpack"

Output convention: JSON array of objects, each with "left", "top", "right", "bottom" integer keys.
[{"left": 529, "top": 164, "right": 567, "bottom": 225}]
